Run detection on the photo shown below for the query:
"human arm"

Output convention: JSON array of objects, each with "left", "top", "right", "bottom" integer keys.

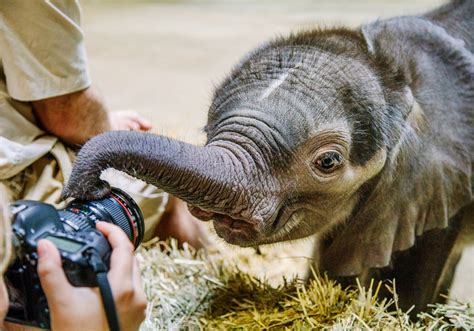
[
  {"left": 32, "top": 87, "right": 110, "bottom": 146},
  {"left": 32, "top": 87, "right": 152, "bottom": 146}
]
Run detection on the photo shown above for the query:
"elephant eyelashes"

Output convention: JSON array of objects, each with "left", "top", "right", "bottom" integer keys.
[{"left": 314, "top": 151, "right": 344, "bottom": 173}]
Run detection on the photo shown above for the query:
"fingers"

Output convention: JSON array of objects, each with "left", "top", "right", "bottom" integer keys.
[
  {"left": 129, "top": 121, "right": 141, "bottom": 131},
  {"left": 135, "top": 117, "right": 152, "bottom": 131},
  {"left": 95, "top": 221, "right": 132, "bottom": 251},
  {"left": 126, "top": 112, "right": 151, "bottom": 131},
  {"left": 126, "top": 116, "right": 152, "bottom": 131},
  {"left": 37, "top": 240, "right": 74, "bottom": 303},
  {"left": 95, "top": 222, "right": 134, "bottom": 284},
  {"left": 111, "top": 111, "right": 153, "bottom": 132}
]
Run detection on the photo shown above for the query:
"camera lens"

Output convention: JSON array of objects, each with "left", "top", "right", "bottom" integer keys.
[{"left": 59, "top": 188, "right": 144, "bottom": 248}]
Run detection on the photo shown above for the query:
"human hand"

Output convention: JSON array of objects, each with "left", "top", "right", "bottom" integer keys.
[
  {"left": 37, "top": 222, "right": 147, "bottom": 331},
  {"left": 110, "top": 110, "right": 152, "bottom": 131}
]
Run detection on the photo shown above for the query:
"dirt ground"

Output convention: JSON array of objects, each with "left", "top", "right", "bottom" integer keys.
[{"left": 81, "top": 0, "right": 473, "bottom": 301}]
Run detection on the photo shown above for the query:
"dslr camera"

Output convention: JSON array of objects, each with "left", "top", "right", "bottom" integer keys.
[{"left": 5, "top": 188, "right": 144, "bottom": 329}]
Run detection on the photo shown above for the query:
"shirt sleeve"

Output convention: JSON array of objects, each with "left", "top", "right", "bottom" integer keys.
[{"left": 0, "top": 0, "right": 91, "bottom": 101}]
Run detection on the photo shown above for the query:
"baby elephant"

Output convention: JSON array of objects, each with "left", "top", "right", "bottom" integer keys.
[{"left": 64, "top": 0, "right": 473, "bottom": 313}]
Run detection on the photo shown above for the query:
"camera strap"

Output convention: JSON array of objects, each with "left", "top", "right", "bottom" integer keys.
[
  {"left": 96, "top": 271, "right": 121, "bottom": 331},
  {"left": 89, "top": 253, "right": 121, "bottom": 331}
]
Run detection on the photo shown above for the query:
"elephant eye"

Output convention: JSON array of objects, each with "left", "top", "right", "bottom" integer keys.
[{"left": 315, "top": 151, "right": 344, "bottom": 173}]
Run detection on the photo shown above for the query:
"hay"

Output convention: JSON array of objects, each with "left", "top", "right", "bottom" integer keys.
[{"left": 138, "top": 239, "right": 473, "bottom": 330}]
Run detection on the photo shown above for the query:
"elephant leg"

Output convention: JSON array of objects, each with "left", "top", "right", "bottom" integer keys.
[
  {"left": 309, "top": 237, "right": 368, "bottom": 290},
  {"left": 310, "top": 215, "right": 465, "bottom": 315},
  {"left": 377, "top": 213, "right": 464, "bottom": 316}
]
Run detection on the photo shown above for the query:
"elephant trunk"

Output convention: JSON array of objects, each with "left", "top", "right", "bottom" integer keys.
[{"left": 63, "top": 131, "right": 245, "bottom": 209}]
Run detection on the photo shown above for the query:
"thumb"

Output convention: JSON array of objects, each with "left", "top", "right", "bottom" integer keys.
[{"left": 37, "top": 240, "right": 74, "bottom": 301}]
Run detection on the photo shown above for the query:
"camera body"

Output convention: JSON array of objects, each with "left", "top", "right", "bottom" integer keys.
[{"left": 5, "top": 189, "right": 144, "bottom": 329}]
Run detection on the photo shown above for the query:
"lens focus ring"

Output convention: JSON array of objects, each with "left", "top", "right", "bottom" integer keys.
[
  {"left": 92, "top": 198, "right": 133, "bottom": 241},
  {"left": 61, "top": 188, "right": 144, "bottom": 248}
]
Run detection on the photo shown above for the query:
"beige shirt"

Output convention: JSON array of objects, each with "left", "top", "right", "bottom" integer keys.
[{"left": 0, "top": 0, "right": 91, "bottom": 180}]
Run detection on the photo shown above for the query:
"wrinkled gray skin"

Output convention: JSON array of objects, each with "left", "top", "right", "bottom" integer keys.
[{"left": 64, "top": 0, "right": 473, "bottom": 313}]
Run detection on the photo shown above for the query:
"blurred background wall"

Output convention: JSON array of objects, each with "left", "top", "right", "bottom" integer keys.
[{"left": 81, "top": 0, "right": 444, "bottom": 143}]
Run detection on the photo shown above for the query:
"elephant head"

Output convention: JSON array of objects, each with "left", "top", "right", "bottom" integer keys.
[{"left": 64, "top": 6, "right": 472, "bottom": 276}]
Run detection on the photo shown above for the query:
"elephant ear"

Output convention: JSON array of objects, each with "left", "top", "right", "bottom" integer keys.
[{"left": 320, "top": 16, "right": 473, "bottom": 276}]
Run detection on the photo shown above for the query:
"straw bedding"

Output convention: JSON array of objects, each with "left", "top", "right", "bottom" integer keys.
[{"left": 138, "top": 238, "right": 473, "bottom": 330}]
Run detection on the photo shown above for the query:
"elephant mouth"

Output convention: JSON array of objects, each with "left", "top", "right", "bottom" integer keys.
[
  {"left": 212, "top": 215, "right": 261, "bottom": 245},
  {"left": 188, "top": 206, "right": 263, "bottom": 245}
]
